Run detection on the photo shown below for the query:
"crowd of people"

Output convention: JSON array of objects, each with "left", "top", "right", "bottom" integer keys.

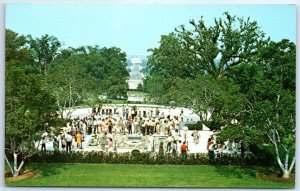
[
  {"left": 206, "top": 138, "right": 246, "bottom": 161},
  {"left": 40, "top": 104, "right": 248, "bottom": 161},
  {"left": 42, "top": 105, "right": 203, "bottom": 155},
  {"left": 41, "top": 105, "right": 247, "bottom": 159}
]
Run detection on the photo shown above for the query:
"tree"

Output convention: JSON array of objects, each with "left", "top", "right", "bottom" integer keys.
[
  {"left": 5, "top": 30, "right": 60, "bottom": 176},
  {"left": 249, "top": 40, "right": 296, "bottom": 178},
  {"left": 176, "top": 12, "right": 267, "bottom": 79},
  {"left": 48, "top": 45, "right": 129, "bottom": 113},
  {"left": 28, "top": 34, "right": 61, "bottom": 75},
  {"left": 148, "top": 33, "right": 197, "bottom": 79},
  {"left": 47, "top": 55, "right": 96, "bottom": 118},
  {"left": 62, "top": 46, "right": 129, "bottom": 99},
  {"left": 146, "top": 12, "right": 296, "bottom": 178},
  {"left": 220, "top": 40, "right": 296, "bottom": 178},
  {"left": 145, "top": 12, "right": 267, "bottom": 102},
  {"left": 6, "top": 29, "right": 39, "bottom": 74},
  {"left": 97, "top": 47, "right": 129, "bottom": 98},
  {"left": 146, "top": 33, "right": 196, "bottom": 103},
  {"left": 166, "top": 75, "right": 244, "bottom": 130}
]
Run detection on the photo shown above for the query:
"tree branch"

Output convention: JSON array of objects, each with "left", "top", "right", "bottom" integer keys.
[
  {"left": 5, "top": 155, "right": 14, "bottom": 176},
  {"left": 288, "top": 155, "right": 296, "bottom": 173}
]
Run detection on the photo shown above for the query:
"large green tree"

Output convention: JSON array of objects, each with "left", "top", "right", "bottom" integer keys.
[
  {"left": 176, "top": 12, "right": 267, "bottom": 79},
  {"left": 146, "top": 12, "right": 296, "bottom": 178},
  {"left": 146, "top": 12, "right": 267, "bottom": 103},
  {"left": 47, "top": 54, "right": 97, "bottom": 118},
  {"left": 27, "top": 34, "right": 61, "bottom": 75},
  {"left": 146, "top": 33, "right": 195, "bottom": 103},
  {"left": 5, "top": 29, "right": 60, "bottom": 176},
  {"left": 148, "top": 33, "right": 197, "bottom": 79},
  {"left": 219, "top": 39, "right": 296, "bottom": 178},
  {"left": 56, "top": 46, "right": 129, "bottom": 99}
]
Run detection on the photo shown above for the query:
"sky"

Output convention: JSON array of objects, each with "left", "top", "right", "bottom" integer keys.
[{"left": 5, "top": 3, "right": 296, "bottom": 57}]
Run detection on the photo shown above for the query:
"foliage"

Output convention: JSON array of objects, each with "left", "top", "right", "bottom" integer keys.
[
  {"left": 27, "top": 151, "right": 273, "bottom": 166},
  {"left": 145, "top": 12, "right": 296, "bottom": 177},
  {"left": 5, "top": 29, "right": 61, "bottom": 176},
  {"left": 146, "top": 12, "right": 266, "bottom": 103},
  {"left": 176, "top": 12, "right": 267, "bottom": 79},
  {"left": 219, "top": 39, "right": 296, "bottom": 178},
  {"left": 186, "top": 122, "right": 203, "bottom": 130},
  {"left": 27, "top": 34, "right": 61, "bottom": 75},
  {"left": 6, "top": 29, "right": 38, "bottom": 74},
  {"left": 47, "top": 55, "right": 97, "bottom": 118},
  {"left": 148, "top": 32, "right": 197, "bottom": 79},
  {"left": 51, "top": 46, "right": 129, "bottom": 100}
]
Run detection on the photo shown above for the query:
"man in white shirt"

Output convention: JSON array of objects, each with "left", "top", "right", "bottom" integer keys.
[{"left": 166, "top": 135, "right": 173, "bottom": 152}]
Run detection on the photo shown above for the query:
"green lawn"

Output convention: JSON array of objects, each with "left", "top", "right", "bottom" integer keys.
[{"left": 6, "top": 163, "right": 294, "bottom": 188}]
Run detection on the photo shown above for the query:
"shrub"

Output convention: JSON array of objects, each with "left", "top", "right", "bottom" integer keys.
[
  {"left": 27, "top": 151, "right": 273, "bottom": 166},
  {"left": 187, "top": 122, "right": 203, "bottom": 130},
  {"left": 131, "top": 149, "right": 140, "bottom": 157}
]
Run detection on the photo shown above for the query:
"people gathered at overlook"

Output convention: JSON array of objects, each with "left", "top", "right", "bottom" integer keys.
[{"left": 40, "top": 104, "right": 245, "bottom": 158}]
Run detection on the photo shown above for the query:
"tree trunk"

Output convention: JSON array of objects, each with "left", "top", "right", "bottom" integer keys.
[
  {"left": 12, "top": 153, "right": 25, "bottom": 177},
  {"left": 13, "top": 153, "right": 18, "bottom": 176},
  {"left": 282, "top": 171, "right": 290, "bottom": 179},
  {"left": 5, "top": 155, "right": 14, "bottom": 177}
]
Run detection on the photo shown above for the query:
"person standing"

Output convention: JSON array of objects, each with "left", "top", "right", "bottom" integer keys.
[
  {"left": 177, "top": 140, "right": 182, "bottom": 154},
  {"left": 93, "top": 117, "right": 98, "bottom": 134},
  {"left": 181, "top": 142, "right": 188, "bottom": 160},
  {"left": 155, "top": 108, "right": 160, "bottom": 118},
  {"left": 76, "top": 131, "right": 82, "bottom": 149},
  {"left": 108, "top": 138, "right": 113, "bottom": 152},
  {"left": 207, "top": 138, "right": 212, "bottom": 151},
  {"left": 146, "top": 119, "right": 151, "bottom": 135},
  {"left": 193, "top": 130, "right": 200, "bottom": 144},
  {"left": 183, "top": 125, "right": 189, "bottom": 142},
  {"left": 53, "top": 135, "right": 60, "bottom": 153},
  {"left": 172, "top": 140, "right": 177, "bottom": 157},
  {"left": 208, "top": 139, "right": 215, "bottom": 162},
  {"left": 101, "top": 132, "right": 108, "bottom": 151},
  {"left": 65, "top": 132, "right": 73, "bottom": 154},
  {"left": 41, "top": 136, "right": 47, "bottom": 153},
  {"left": 141, "top": 119, "right": 146, "bottom": 136},
  {"left": 134, "top": 118, "right": 140, "bottom": 134},
  {"left": 127, "top": 117, "right": 133, "bottom": 135},
  {"left": 166, "top": 135, "right": 173, "bottom": 153},
  {"left": 158, "top": 142, "right": 164, "bottom": 156},
  {"left": 61, "top": 135, "right": 66, "bottom": 151},
  {"left": 108, "top": 118, "right": 113, "bottom": 134},
  {"left": 150, "top": 120, "right": 155, "bottom": 135}
]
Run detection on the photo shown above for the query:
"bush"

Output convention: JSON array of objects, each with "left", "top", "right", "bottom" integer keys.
[
  {"left": 131, "top": 149, "right": 140, "bottom": 157},
  {"left": 187, "top": 122, "right": 203, "bottom": 130},
  {"left": 27, "top": 151, "right": 273, "bottom": 166}
]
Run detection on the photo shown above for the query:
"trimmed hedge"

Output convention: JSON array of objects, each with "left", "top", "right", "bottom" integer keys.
[
  {"left": 187, "top": 122, "right": 203, "bottom": 130},
  {"left": 27, "top": 151, "right": 273, "bottom": 166}
]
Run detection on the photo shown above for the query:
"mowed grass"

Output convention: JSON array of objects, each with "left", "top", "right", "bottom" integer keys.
[{"left": 6, "top": 163, "right": 294, "bottom": 188}]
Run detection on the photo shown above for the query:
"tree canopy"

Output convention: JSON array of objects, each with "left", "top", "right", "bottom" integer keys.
[
  {"left": 145, "top": 13, "right": 295, "bottom": 178},
  {"left": 5, "top": 30, "right": 61, "bottom": 176},
  {"left": 5, "top": 29, "right": 130, "bottom": 176}
]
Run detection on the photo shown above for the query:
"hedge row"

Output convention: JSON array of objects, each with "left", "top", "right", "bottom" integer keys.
[
  {"left": 27, "top": 151, "right": 274, "bottom": 166},
  {"left": 187, "top": 122, "right": 203, "bottom": 130}
]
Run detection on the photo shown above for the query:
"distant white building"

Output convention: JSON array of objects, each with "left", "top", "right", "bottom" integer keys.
[{"left": 128, "top": 57, "right": 143, "bottom": 90}]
